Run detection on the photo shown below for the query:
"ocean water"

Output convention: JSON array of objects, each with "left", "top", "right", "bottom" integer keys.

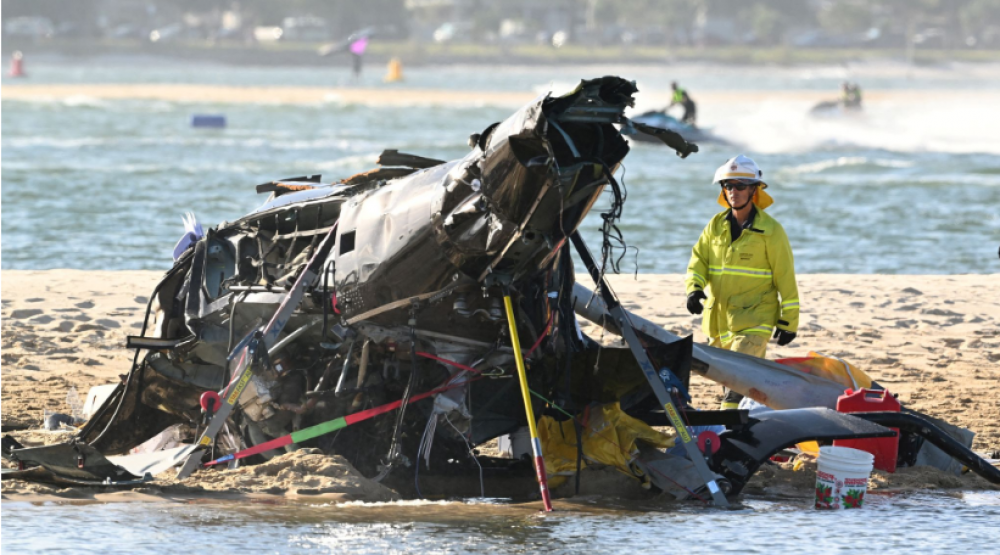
[
  {"left": 2, "top": 493, "right": 999, "bottom": 555},
  {"left": 2, "top": 61, "right": 999, "bottom": 275}
]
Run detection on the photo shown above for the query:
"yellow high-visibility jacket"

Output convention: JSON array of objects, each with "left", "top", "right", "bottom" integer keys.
[{"left": 685, "top": 208, "right": 800, "bottom": 343}]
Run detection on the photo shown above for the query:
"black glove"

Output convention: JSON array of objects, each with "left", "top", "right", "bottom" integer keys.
[
  {"left": 774, "top": 328, "right": 797, "bottom": 346},
  {"left": 686, "top": 290, "right": 707, "bottom": 315}
]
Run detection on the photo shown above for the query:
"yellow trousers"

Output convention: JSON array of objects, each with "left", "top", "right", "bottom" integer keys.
[{"left": 710, "top": 333, "right": 768, "bottom": 409}]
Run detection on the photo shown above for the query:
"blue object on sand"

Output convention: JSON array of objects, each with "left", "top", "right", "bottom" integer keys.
[{"left": 191, "top": 114, "right": 226, "bottom": 128}]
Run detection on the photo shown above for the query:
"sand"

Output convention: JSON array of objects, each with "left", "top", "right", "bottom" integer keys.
[
  {"left": 2, "top": 270, "right": 998, "bottom": 502},
  {"left": 3, "top": 84, "right": 996, "bottom": 107}
]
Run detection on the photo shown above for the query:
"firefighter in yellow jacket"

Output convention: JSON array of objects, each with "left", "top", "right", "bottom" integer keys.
[{"left": 685, "top": 154, "right": 800, "bottom": 409}]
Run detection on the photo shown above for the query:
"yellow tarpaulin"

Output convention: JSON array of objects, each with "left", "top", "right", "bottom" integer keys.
[
  {"left": 776, "top": 351, "right": 873, "bottom": 390},
  {"left": 537, "top": 402, "right": 675, "bottom": 488}
]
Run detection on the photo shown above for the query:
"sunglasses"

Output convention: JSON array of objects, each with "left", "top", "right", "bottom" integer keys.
[{"left": 721, "top": 180, "right": 758, "bottom": 192}]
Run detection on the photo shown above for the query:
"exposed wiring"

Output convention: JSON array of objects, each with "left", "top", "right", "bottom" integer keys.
[
  {"left": 385, "top": 324, "right": 420, "bottom": 470},
  {"left": 414, "top": 411, "right": 436, "bottom": 499},
  {"left": 444, "top": 413, "right": 484, "bottom": 499},
  {"left": 86, "top": 256, "right": 189, "bottom": 445},
  {"left": 597, "top": 161, "right": 639, "bottom": 278}
]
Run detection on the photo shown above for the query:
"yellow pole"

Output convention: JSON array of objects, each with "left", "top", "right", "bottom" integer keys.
[{"left": 503, "top": 294, "right": 554, "bottom": 512}]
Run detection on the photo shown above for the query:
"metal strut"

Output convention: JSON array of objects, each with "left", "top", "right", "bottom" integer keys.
[
  {"left": 569, "top": 232, "right": 729, "bottom": 508},
  {"left": 503, "top": 292, "right": 554, "bottom": 512},
  {"left": 176, "top": 221, "right": 340, "bottom": 479}
]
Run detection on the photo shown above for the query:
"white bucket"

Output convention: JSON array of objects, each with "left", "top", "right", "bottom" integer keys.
[{"left": 815, "top": 445, "right": 874, "bottom": 510}]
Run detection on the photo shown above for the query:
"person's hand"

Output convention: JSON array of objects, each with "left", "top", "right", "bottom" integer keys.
[
  {"left": 686, "top": 290, "right": 707, "bottom": 315},
  {"left": 774, "top": 329, "right": 797, "bottom": 346}
]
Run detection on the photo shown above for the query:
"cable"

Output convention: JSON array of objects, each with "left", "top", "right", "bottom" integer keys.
[
  {"left": 596, "top": 161, "right": 639, "bottom": 278},
  {"left": 444, "top": 413, "right": 484, "bottom": 499},
  {"left": 384, "top": 326, "right": 420, "bottom": 470},
  {"left": 415, "top": 411, "right": 436, "bottom": 499},
  {"left": 86, "top": 257, "right": 188, "bottom": 445}
]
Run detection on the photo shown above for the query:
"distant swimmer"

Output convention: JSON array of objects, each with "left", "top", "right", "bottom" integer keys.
[
  {"left": 350, "top": 36, "right": 368, "bottom": 78},
  {"left": 669, "top": 82, "right": 697, "bottom": 126}
]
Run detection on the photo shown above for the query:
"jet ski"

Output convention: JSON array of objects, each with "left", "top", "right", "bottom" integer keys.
[
  {"left": 628, "top": 110, "right": 730, "bottom": 145},
  {"left": 809, "top": 99, "right": 863, "bottom": 118}
]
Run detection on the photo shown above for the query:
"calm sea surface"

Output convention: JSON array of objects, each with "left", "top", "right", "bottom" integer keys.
[
  {"left": 3, "top": 61, "right": 1000, "bottom": 273},
  {"left": 2, "top": 493, "right": 1000, "bottom": 555}
]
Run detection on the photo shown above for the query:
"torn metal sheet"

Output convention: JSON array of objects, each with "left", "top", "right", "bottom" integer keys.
[
  {"left": 109, "top": 445, "right": 201, "bottom": 479},
  {"left": 2, "top": 441, "right": 148, "bottom": 486}
]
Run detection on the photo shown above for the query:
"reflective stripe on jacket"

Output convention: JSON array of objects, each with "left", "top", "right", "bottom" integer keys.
[{"left": 685, "top": 208, "right": 800, "bottom": 341}]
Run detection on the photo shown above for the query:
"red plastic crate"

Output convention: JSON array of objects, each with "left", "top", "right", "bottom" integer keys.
[{"left": 833, "top": 388, "right": 900, "bottom": 473}]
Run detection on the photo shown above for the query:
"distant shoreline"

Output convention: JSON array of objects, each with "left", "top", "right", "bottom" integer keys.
[
  {"left": 3, "top": 37, "right": 999, "bottom": 68},
  {"left": 5, "top": 84, "right": 996, "bottom": 107}
]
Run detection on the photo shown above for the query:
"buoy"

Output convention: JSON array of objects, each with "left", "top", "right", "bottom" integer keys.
[
  {"left": 383, "top": 58, "right": 403, "bottom": 83},
  {"left": 191, "top": 114, "right": 226, "bottom": 128},
  {"left": 9, "top": 51, "right": 25, "bottom": 78}
]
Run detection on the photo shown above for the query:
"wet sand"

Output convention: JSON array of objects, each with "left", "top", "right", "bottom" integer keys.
[
  {"left": 2, "top": 270, "right": 998, "bottom": 501},
  {"left": 3, "top": 84, "right": 995, "bottom": 107}
]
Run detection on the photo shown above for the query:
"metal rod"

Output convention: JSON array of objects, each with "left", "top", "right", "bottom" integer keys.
[
  {"left": 356, "top": 339, "right": 371, "bottom": 388},
  {"left": 225, "top": 285, "right": 284, "bottom": 293},
  {"left": 503, "top": 294, "right": 554, "bottom": 512},
  {"left": 570, "top": 231, "right": 729, "bottom": 508},
  {"left": 268, "top": 317, "right": 322, "bottom": 357},
  {"left": 334, "top": 340, "right": 356, "bottom": 397}
]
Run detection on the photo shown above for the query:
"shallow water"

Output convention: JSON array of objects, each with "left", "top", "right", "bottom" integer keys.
[
  {"left": 3, "top": 61, "right": 1000, "bottom": 274},
  {"left": 2, "top": 493, "right": 999, "bottom": 555}
]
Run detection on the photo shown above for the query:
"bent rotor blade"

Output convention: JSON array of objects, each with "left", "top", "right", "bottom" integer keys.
[
  {"left": 570, "top": 232, "right": 729, "bottom": 508},
  {"left": 630, "top": 121, "right": 699, "bottom": 158}
]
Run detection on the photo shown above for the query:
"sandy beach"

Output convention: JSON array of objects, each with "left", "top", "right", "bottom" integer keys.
[
  {"left": 2, "top": 270, "right": 998, "bottom": 501},
  {"left": 3, "top": 84, "right": 995, "bottom": 107}
]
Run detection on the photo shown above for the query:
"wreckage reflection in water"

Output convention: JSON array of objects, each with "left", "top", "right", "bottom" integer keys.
[{"left": 3, "top": 494, "right": 999, "bottom": 555}]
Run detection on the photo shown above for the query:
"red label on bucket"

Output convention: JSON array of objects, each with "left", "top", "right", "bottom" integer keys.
[{"left": 815, "top": 446, "right": 872, "bottom": 510}]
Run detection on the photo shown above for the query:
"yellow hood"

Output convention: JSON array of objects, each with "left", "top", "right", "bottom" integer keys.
[{"left": 717, "top": 185, "right": 773, "bottom": 210}]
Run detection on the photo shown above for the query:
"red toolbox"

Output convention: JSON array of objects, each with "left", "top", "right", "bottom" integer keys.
[{"left": 833, "top": 388, "right": 900, "bottom": 473}]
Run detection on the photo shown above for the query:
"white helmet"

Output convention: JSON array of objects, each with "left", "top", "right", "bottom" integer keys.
[{"left": 712, "top": 154, "right": 773, "bottom": 209}]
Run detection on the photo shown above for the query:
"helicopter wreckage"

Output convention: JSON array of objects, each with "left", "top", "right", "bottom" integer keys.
[{"left": 4, "top": 77, "right": 996, "bottom": 506}]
